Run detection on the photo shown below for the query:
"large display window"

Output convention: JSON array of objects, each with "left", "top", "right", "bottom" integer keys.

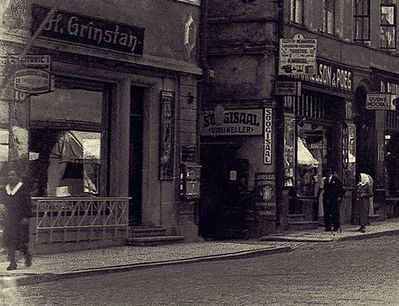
[{"left": 29, "top": 77, "right": 109, "bottom": 197}]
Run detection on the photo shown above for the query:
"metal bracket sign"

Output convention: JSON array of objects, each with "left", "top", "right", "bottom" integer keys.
[
  {"left": 279, "top": 34, "right": 317, "bottom": 76},
  {"left": 10, "top": 54, "right": 52, "bottom": 99},
  {"left": 366, "top": 93, "right": 395, "bottom": 110},
  {"left": 275, "top": 81, "right": 302, "bottom": 96}
]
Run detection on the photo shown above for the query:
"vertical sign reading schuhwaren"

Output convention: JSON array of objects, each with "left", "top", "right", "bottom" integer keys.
[
  {"left": 32, "top": 5, "right": 145, "bottom": 56},
  {"left": 160, "top": 91, "right": 175, "bottom": 180},
  {"left": 264, "top": 108, "right": 272, "bottom": 165}
]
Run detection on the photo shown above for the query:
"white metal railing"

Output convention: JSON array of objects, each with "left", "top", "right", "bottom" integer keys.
[{"left": 32, "top": 197, "right": 130, "bottom": 243}]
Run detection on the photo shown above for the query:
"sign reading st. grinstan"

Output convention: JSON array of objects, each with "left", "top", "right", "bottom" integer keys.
[{"left": 32, "top": 5, "right": 145, "bottom": 56}]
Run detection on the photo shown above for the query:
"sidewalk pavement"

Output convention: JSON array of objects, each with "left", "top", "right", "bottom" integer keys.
[
  {"left": 1, "top": 218, "right": 399, "bottom": 286},
  {"left": 260, "top": 217, "right": 399, "bottom": 242}
]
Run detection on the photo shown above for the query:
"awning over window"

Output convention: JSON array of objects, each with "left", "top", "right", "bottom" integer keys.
[{"left": 297, "top": 137, "right": 319, "bottom": 167}]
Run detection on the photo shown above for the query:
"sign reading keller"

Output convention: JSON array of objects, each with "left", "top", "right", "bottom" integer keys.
[{"left": 32, "top": 5, "right": 145, "bottom": 56}]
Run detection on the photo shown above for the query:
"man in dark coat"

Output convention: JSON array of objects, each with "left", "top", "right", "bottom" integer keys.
[
  {"left": 322, "top": 167, "right": 344, "bottom": 232},
  {"left": 0, "top": 169, "right": 32, "bottom": 270}
]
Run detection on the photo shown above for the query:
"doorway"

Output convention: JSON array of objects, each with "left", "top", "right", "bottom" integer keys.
[
  {"left": 200, "top": 143, "right": 250, "bottom": 239},
  {"left": 129, "top": 86, "right": 144, "bottom": 225}
]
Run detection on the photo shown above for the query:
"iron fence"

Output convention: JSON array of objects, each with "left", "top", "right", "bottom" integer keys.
[{"left": 32, "top": 197, "right": 130, "bottom": 243}]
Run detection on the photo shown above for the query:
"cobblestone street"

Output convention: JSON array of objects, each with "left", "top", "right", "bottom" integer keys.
[{"left": 3, "top": 236, "right": 398, "bottom": 305}]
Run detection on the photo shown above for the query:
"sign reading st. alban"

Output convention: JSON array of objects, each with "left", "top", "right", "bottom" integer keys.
[{"left": 32, "top": 5, "right": 145, "bottom": 56}]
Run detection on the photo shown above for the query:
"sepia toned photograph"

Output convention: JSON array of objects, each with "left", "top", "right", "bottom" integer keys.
[{"left": 1, "top": 0, "right": 399, "bottom": 305}]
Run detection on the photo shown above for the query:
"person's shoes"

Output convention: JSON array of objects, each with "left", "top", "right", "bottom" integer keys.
[
  {"left": 324, "top": 229, "right": 331, "bottom": 232},
  {"left": 6, "top": 263, "right": 17, "bottom": 271},
  {"left": 333, "top": 228, "right": 339, "bottom": 232},
  {"left": 25, "top": 254, "right": 32, "bottom": 267},
  {"left": 358, "top": 226, "right": 366, "bottom": 233}
]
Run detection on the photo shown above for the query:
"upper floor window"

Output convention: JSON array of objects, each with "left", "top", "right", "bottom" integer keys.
[
  {"left": 354, "top": 0, "right": 370, "bottom": 42},
  {"left": 380, "top": 2, "right": 396, "bottom": 50},
  {"left": 322, "top": 0, "right": 335, "bottom": 35},
  {"left": 290, "top": 0, "right": 304, "bottom": 24}
]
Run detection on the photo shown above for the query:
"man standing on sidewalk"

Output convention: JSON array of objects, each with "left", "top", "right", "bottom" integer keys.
[
  {"left": 322, "top": 167, "right": 344, "bottom": 232},
  {"left": 0, "top": 168, "right": 32, "bottom": 270}
]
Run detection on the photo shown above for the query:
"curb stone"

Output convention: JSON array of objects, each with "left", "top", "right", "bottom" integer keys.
[
  {"left": 3, "top": 246, "right": 293, "bottom": 287},
  {"left": 260, "top": 228, "right": 399, "bottom": 243}
]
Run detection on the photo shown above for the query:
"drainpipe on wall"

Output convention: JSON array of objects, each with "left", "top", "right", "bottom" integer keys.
[
  {"left": 274, "top": 0, "right": 286, "bottom": 229},
  {"left": 197, "top": 0, "right": 211, "bottom": 161}
]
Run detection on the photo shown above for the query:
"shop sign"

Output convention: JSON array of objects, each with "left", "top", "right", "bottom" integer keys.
[
  {"left": 14, "top": 69, "right": 51, "bottom": 94},
  {"left": 279, "top": 34, "right": 317, "bottom": 76},
  {"left": 32, "top": 5, "right": 145, "bottom": 56},
  {"left": 5, "top": 54, "right": 52, "bottom": 99},
  {"left": 201, "top": 108, "right": 263, "bottom": 136},
  {"left": 254, "top": 173, "right": 276, "bottom": 219},
  {"left": 264, "top": 108, "right": 273, "bottom": 165},
  {"left": 275, "top": 81, "right": 302, "bottom": 96},
  {"left": 295, "top": 60, "right": 353, "bottom": 92},
  {"left": 160, "top": 91, "right": 175, "bottom": 180},
  {"left": 366, "top": 93, "right": 394, "bottom": 110}
]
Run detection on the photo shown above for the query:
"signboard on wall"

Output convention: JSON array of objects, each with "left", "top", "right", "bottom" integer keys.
[
  {"left": 254, "top": 173, "right": 276, "bottom": 219},
  {"left": 366, "top": 93, "right": 394, "bottom": 110},
  {"left": 275, "top": 81, "right": 302, "bottom": 96},
  {"left": 264, "top": 108, "right": 273, "bottom": 165},
  {"left": 160, "top": 91, "right": 175, "bottom": 180},
  {"left": 279, "top": 34, "right": 317, "bottom": 76},
  {"left": 284, "top": 114, "right": 295, "bottom": 187},
  {"left": 201, "top": 108, "right": 263, "bottom": 136},
  {"left": 32, "top": 5, "right": 145, "bottom": 56},
  {"left": 4, "top": 54, "right": 52, "bottom": 100},
  {"left": 294, "top": 59, "right": 353, "bottom": 92}
]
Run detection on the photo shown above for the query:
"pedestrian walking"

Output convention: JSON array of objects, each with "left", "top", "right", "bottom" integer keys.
[
  {"left": 0, "top": 168, "right": 32, "bottom": 270},
  {"left": 322, "top": 167, "right": 344, "bottom": 232},
  {"left": 356, "top": 173, "right": 373, "bottom": 233}
]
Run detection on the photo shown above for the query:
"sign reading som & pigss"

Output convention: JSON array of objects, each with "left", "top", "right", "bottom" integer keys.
[
  {"left": 32, "top": 5, "right": 145, "bottom": 56},
  {"left": 201, "top": 108, "right": 264, "bottom": 136}
]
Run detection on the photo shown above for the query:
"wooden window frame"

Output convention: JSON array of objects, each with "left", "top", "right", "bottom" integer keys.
[
  {"left": 322, "top": 0, "right": 336, "bottom": 35},
  {"left": 380, "top": 3, "right": 397, "bottom": 50},
  {"left": 354, "top": 0, "right": 371, "bottom": 42},
  {"left": 290, "top": 0, "right": 304, "bottom": 25}
]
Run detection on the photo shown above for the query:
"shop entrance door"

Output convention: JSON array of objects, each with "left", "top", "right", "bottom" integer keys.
[
  {"left": 129, "top": 86, "right": 144, "bottom": 225},
  {"left": 199, "top": 144, "right": 249, "bottom": 239}
]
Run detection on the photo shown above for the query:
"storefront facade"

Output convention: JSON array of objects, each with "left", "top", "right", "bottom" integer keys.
[
  {"left": 0, "top": 0, "right": 203, "bottom": 248},
  {"left": 203, "top": 0, "right": 399, "bottom": 237},
  {"left": 282, "top": 59, "right": 355, "bottom": 229}
]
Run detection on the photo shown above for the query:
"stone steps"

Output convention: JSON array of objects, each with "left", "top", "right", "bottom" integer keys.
[
  {"left": 287, "top": 221, "right": 319, "bottom": 231},
  {"left": 126, "top": 226, "right": 185, "bottom": 246},
  {"left": 126, "top": 235, "right": 185, "bottom": 247}
]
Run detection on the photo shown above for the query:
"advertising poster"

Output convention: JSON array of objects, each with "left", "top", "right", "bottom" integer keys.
[
  {"left": 284, "top": 114, "right": 296, "bottom": 187},
  {"left": 254, "top": 173, "right": 276, "bottom": 220},
  {"left": 160, "top": 91, "right": 175, "bottom": 180}
]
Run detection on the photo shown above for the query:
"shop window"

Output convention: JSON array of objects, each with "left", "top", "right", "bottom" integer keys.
[
  {"left": 322, "top": 0, "right": 335, "bottom": 35},
  {"left": 354, "top": 0, "right": 370, "bottom": 42},
  {"left": 290, "top": 0, "right": 304, "bottom": 24},
  {"left": 380, "top": 3, "right": 396, "bottom": 50},
  {"left": 0, "top": 129, "right": 9, "bottom": 184},
  {"left": 385, "top": 134, "right": 399, "bottom": 195},
  {"left": 29, "top": 78, "right": 108, "bottom": 197},
  {"left": 296, "top": 128, "right": 324, "bottom": 197}
]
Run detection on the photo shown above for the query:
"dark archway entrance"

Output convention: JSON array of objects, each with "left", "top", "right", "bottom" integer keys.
[{"left": 199, "top": 142, "right": 250, "bottom": 239}]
